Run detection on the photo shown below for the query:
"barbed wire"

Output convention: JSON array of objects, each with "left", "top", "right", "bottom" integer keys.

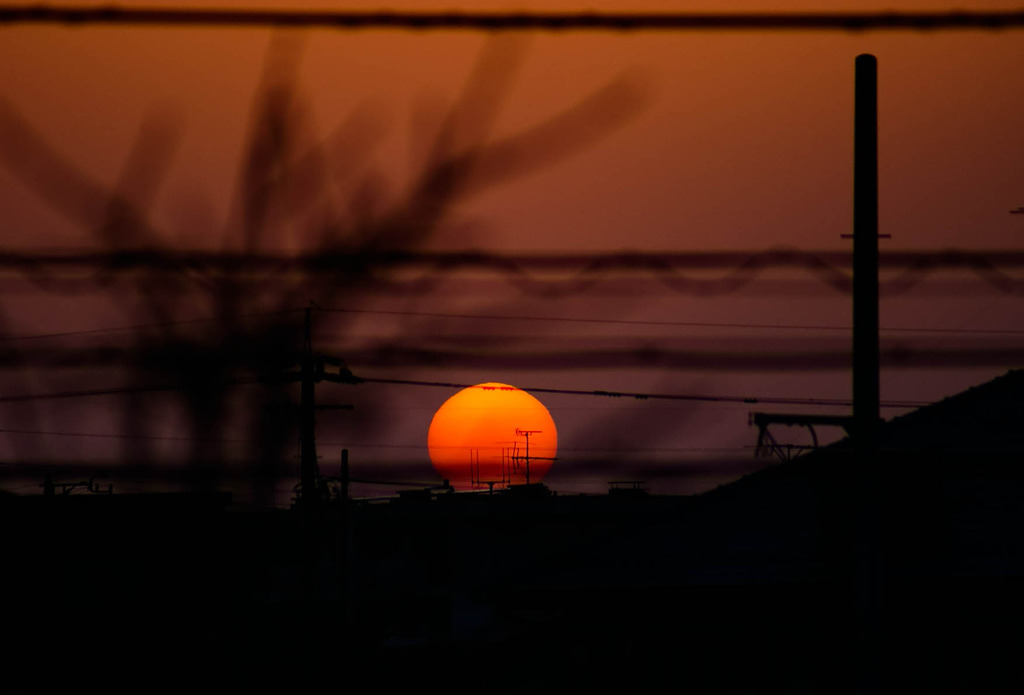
[{"left": 5, "top": 248, "right": 1024, "bottom": 296}]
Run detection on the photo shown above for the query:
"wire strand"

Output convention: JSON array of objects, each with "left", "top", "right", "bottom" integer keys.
[
  {"left": 315, "top": 305, "right": 1024, "bottom": 336},
  {"left": 359, "top": 376, "right": 927, "bottom": 409},
  {"left": 0, "top": 308, "right": 303, "bottom": 343},
  {"left": 0, "top": 374, "right": 926, "bottom": 409},
  {"left": 3, "top": 7, "right": 1024, "bottom": 32}
]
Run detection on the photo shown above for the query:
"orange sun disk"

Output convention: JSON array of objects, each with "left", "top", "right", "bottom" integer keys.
[{"left": 427, "top": 383, "right": 558, "bottom": 490}]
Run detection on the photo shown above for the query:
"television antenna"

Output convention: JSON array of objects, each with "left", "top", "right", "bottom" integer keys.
[
  {"left": 510, "top": 428, "right": 556, "bottom": 485},
  {"left": 469, "top": 447, "right": 509, "bottom": 492}
]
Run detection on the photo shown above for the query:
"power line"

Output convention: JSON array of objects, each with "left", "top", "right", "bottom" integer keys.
[
  {"left": 316, "top": 305, "right": 1024, "bottom": 337},
  {"left": 0, "top": 308, "right": 303, "bottom": 343},
  {"left": 0, "top": 303, "right": 1021, "bottom": 344},
  {"left": 4, "top": 339, "right": 1024, "bottom": 371},
  {"left": 0, "top": 427, "right": 255, "bottom": 444},
  {"left": 309, "top": 344, "right": 1024, "bottom": 372},
  {"left": 359, "top": 376, "right": 927, "bottom": 409},
  {"left": 0, "top": 373, "right": 927, "bottom": 409},
  {"left": 0, "top": 378, "right": 261, "bottom": 404},
  {"left": 0, "top": 384, "right": 181, "bottom": 403},
  {"left": 317, "top": 440, "right": 754, "bottom": 454},
  {"left": 2, "top": 7, "right": 1024, "bottom": 32}
]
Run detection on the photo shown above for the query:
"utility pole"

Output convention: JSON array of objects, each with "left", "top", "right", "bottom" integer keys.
[
  {"left": 300, "top": 305, "right": 319, "bottom": 506},
  {"left": 295, "top": 307, "right": 355, "bottom": 507},
  {"left": 339, "top": 448, "right": 351, "bottom": 635},
  {"left": 340, "top": 448, "right": 349, "bottom": 504}
]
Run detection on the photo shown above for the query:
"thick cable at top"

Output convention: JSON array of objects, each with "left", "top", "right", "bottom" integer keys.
[{"left": 2, "top": 7, "right": 1024, "bottom": 32}]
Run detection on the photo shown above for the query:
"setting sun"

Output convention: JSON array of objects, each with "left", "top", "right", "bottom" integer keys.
[{"left": 427, "top": 383, "right": 557, "bottom": 490}]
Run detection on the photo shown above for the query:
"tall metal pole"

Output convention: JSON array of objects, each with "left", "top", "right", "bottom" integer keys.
[
  {"left": 340, "top": 448, "right": 350, "bottom": 635},
  {"left": 854, "top": 53, "right": 880, "bottom": 455},
  {"left": 340, "top": 448, "right": 349, "bottom": 503},
  {"left": 300, "top": 306, "right": 318, "bottom": 505},
  {"left": 853, "top": 53, "right": 882, "bottom": 694}
]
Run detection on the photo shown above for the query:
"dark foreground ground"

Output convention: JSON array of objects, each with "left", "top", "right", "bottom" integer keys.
[{"left": 6, "top": 471, "right": 1024, "bottom": 693}]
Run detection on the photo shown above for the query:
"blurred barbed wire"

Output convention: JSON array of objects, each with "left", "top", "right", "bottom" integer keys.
[
  {"left": 3, "top": 7, "right": 1024, "bottom": 32},
  {"left": 5, "top": 248, "right": 1024, "bottom": 296}
]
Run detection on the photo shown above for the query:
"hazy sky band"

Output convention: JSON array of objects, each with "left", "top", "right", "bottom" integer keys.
[{"left": 2, "top": 1, "right": 1022, "bottom": 499}]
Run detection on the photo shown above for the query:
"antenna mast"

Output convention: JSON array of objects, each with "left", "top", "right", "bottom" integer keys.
[{"left": 513, "top": 429, "right": 542, "bottom": 485}]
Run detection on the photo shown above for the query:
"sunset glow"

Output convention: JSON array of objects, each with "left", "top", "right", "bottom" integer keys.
[
  {"left": 427, "top": 383, "right": 557, "bottom": 490},
  {"left": 2, "top": 1, "right": 1024, "bottom": 498}
]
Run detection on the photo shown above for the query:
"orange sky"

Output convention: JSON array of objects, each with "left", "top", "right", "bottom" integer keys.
[
  {"left": 0, "top": 3, "right": 1022, "bottom": 499},
  {"left": 2, "top": 2, "right": 1022, "bottom": 252}
]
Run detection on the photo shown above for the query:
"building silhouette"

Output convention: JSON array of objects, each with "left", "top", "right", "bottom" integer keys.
[{"left": 7, "top": 370, "right": 1024, "bottom": 691}]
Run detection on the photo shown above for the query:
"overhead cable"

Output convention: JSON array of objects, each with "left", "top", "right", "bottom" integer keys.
[{"left": 359, "top": 376, "right": 928, "bottom": 409}]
